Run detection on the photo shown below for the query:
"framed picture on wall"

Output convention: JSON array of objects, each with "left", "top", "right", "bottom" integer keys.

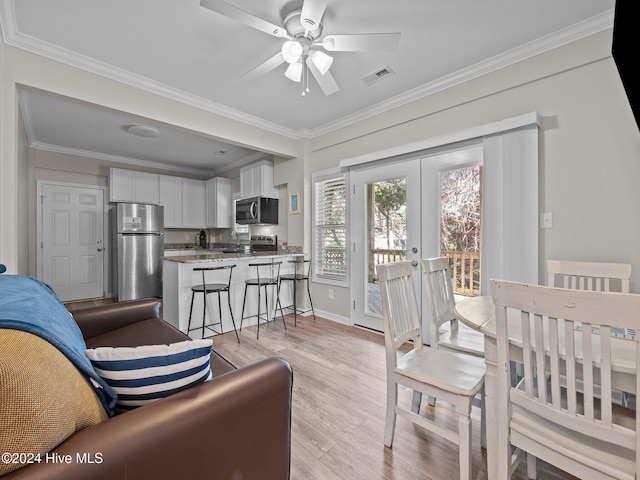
[{"left": 289, "top": 192, "right": 300, "bottom": 215}]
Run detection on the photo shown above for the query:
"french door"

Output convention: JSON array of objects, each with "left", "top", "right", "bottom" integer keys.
[
  {"left": 350, "top": 143, "right": 483, "bottom": 340},
  {"left": 350, "top": 159, "right": 422, "bottom": 332}
]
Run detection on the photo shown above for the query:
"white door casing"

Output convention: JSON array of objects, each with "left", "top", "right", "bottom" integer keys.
[{"left": 38, "top": 182, "right": 106, "bottom": 302}]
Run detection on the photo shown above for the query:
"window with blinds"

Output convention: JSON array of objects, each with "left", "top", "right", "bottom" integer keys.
[{"left": 313, "top": 172, "right": 348, "bottom": 284}]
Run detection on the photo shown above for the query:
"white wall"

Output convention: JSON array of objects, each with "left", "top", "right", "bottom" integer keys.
[{"left": 307, "top": 29, "right": 640, "bottom": 319}]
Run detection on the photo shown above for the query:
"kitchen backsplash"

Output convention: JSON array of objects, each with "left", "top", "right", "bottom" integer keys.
[{"left": 163, "top": 242, "right": 302, "bottom": 253}]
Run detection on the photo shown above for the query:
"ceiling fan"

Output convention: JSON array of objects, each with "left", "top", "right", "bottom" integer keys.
[{"left": 200, "top": 0, "right": 401, "bottom": 96}]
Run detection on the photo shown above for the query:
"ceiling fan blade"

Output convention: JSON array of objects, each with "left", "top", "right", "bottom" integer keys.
[
  {"left": 200, "top": 0, "right": 289, "bottom": 38},
  {"left": 241, "top": 52, "right": 286, "bottom": 81},
  {"left": 306, "top": 57, "right": 339, "bottom": 96},
  {"left": 322, "top": 33, "right": 401, "bottom": 52},
  {"left": 300, "top": 0, "right": 327, "bottom": 32}
]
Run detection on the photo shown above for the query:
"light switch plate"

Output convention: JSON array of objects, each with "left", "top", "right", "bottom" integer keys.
[{"left": 541, "top": 212, "right": 553, "bottom": 229}]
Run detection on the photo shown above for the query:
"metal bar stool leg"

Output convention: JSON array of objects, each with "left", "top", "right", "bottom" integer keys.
[
  {"left": 274, "top": 281, "right": 287, "bottom": 330},
  {"left": 226, "top": 290, "right": 240, "bottom": 343},
  {"left": 187, "top": 291, "right": 196, "bottom": 333},
  {"left": 292, "top": 277, "right": 298, "bottom": 327},
  {"left": 256, "top": 283, "right": 262, "bottom": 339},
  {"left": 202, "top": 289, "right": 207, "bottom": 339},
  {"left": 240, "top": 284, "right": 248, "bottom": 331},
  {"left": 306, "top": 276, "right": 316, "bottom": 320}
]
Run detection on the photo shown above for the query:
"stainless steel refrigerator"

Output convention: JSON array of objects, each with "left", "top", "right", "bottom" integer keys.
[{"left": 113, "top": 203, "right": 164, "bottom": 301}]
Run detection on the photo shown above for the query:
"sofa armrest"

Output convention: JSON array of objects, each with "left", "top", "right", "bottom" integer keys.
[
  {"left": 6, "top": 357, "right": 293, "bottom": 480},
  {"left": 71, "top": 299, "right": 162, "bottom": 339}
]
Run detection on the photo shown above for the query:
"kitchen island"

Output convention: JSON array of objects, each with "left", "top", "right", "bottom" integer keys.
[{"left": 163, "top": 251, "right": 302, "bottom": 338}]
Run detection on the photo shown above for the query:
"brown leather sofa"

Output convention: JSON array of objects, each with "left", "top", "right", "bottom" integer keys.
[{"left": 5, "top": 299, "right": 293, "bottom": 480}]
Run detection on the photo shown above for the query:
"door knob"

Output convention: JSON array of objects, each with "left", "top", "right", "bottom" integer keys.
[
  {"left": 411, "top": 260, "right": 418, "bottom": 267},
  {"left": 412, "top": 247, "right": 418, "bottom": 254},
  {"left": 97, "top": 247, "right": 103, "bottom": 252}
]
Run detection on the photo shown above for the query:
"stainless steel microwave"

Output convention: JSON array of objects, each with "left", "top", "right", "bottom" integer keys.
[{"left": 235, "top": 196, "right": 278, "bottom": 225}]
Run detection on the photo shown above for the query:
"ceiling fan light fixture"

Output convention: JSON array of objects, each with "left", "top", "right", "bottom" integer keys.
[
  {"left": 281, "top": 40, "right": 303, "bottom": 64},
  {"left": 309, "top": 50, "right": 333, "bottom": 75},
  {"left": 285, "top": 61, "right": 303, "bottom": 82}
]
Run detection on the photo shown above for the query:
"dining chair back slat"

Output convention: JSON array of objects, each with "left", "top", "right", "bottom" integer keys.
[
  {"left": 547, "top": 259, "right": 631, "bottom": 293},
  {"left": 492, "top": 280, "right": 640, "bottom": 479}
]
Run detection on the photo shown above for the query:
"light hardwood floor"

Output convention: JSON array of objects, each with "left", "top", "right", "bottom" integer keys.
[{"left": 211, "top": 313, "right": 578, "bottom": 480}]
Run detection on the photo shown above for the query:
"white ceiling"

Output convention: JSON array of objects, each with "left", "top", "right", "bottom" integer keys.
[{"left": 0, "top": 0, "right": 615, "bottom": 175}]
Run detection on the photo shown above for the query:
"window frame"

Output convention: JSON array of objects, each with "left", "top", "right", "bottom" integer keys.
[{"left": 312, "top": 168, "right": 349, "bottom": 286}]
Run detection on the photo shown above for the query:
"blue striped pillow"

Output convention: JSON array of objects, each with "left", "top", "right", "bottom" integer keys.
[{"left": 85, "top": 340, "right": 213, "bottom": 412}]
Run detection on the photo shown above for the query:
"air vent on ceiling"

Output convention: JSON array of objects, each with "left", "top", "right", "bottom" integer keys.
[{"left": 362, "top": 66, "right": 396, "bottom": 86}]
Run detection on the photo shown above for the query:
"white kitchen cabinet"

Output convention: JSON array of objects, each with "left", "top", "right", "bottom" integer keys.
[
  {"left": 181, "top": 178, "right": 205, "bottom": 228},
  {"left": 109, "top": 168, "right": 159, "bottom": 204},
  {"left": 158, "top": 175, "right": 183, "bottom": 228},
  {"left": 206, "top": 177, "right": 231, "bottom": 228},
  {"left": 239, "top": 160, "right": 278, "bottom": 199}
]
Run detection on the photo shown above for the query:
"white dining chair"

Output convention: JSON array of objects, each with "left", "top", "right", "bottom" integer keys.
[
  {"left": 491, "top": 280, "right": 639, "bottom": 480},
  {"left": 420, "top": 257, "right": 486, "bottom": 447},
  {"left": 377, "top": 261, "right": 486, "bottom": 480},
  {"left": 547, "top": 259, "right": 631, "bottom": 293},
  {"left": 422, "top": 257, "right": 484, "bottom": 356},
  {"left": 548, "top": 259, "right": 633, "bottom": 407}
]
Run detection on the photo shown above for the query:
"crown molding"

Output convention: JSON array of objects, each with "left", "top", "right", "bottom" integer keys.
[
  {"left": 1, "top": 1, "right": 614, "bottom": 141},
  {"left": 29, "top": 140, "right": 264, "bottom": 177},
  {"left": 306, "top": 10, "right": 615, "bottom": 138}
]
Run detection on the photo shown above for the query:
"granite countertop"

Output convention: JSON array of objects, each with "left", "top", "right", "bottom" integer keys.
[{"left": 164, "top": 251, "right": 300, "bottom": 263}]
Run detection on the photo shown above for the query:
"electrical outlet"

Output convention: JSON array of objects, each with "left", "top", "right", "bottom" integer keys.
[{"left": 328, "top": 289, "right": 334, "bottom": 299}]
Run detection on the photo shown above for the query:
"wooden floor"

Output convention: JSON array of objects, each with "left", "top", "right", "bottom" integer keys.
[{"left": 211, "top": 313, "right": 578, "bottom": 480}]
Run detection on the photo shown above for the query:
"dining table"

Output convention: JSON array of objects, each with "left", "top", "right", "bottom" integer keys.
[{"left": 454, "top": 295, "right": 637, "bottom": 479}]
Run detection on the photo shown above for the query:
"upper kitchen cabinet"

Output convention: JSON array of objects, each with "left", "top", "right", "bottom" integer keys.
[
  {"left": 109, "top": 168, "right": 159, "bottom": 204},
  {"left": 181, "top": 178, "right": 206, "bottom": 228},
  {"left": 240, "top": 160, "right": 278, "bottom": 199},
  {"left": 206, "top": 177, "right": 231, "bottom": 228},
  {"left": 158, "top": 175, "right": 183, "bottom": 228}
]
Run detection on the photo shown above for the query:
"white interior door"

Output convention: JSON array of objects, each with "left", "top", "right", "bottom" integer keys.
[
  {"left": 40, "top": 183, "right": 105, "bottom": 302},
  {"left": 350, "top": 159, "right": 422, "bottom": 331}
]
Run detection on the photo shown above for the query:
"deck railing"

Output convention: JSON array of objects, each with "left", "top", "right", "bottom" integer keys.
[
  {"left": 441, "top": 251, "right": 481, "bottom": 296},
  {"left": 369, "top": 249, "right": 481, "bottom": 296}
]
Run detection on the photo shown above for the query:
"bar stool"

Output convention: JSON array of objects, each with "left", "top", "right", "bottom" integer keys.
[
  {"left": 187, "top": 265, "right": 239, "bottom": 343},
  {"left": 240, "top": 261, "right": 286, "bottom": 339},
  {"left": 277, "top": 258, "right": 315, "bottom": 326}
]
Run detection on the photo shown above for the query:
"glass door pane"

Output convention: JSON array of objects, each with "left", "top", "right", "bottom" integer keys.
[
  {"left": 440, "top": 165, "right": 482, "bottom": 296},
  {"left": 366, "top": 179, "right": 407, "bottom": 314}
]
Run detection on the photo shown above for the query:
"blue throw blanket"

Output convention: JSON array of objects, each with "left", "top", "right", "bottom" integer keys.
[{"left": 0, "top": 274, "right": 117, "bottom": 416}]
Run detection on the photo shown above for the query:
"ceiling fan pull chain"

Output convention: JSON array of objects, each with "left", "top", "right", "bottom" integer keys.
[
  {"left": 302, "top": 55, "right": 308, "bottom": 96},
  {"left": 305, "top": 55, "right": 311, "bottom": 94}
]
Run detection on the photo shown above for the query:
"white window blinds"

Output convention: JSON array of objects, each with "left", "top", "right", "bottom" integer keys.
[{"left": 313, "top": 173, "right": 348, "bottom": 283}]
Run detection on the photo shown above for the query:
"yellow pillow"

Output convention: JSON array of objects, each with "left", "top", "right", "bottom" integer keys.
[{"left": 0, "top": 329, "right": 107, "bottom": 476}]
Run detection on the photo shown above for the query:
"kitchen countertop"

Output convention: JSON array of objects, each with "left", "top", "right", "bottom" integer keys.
[{"left": 164, "top": 251, "right": 300, "bottom": 263}]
